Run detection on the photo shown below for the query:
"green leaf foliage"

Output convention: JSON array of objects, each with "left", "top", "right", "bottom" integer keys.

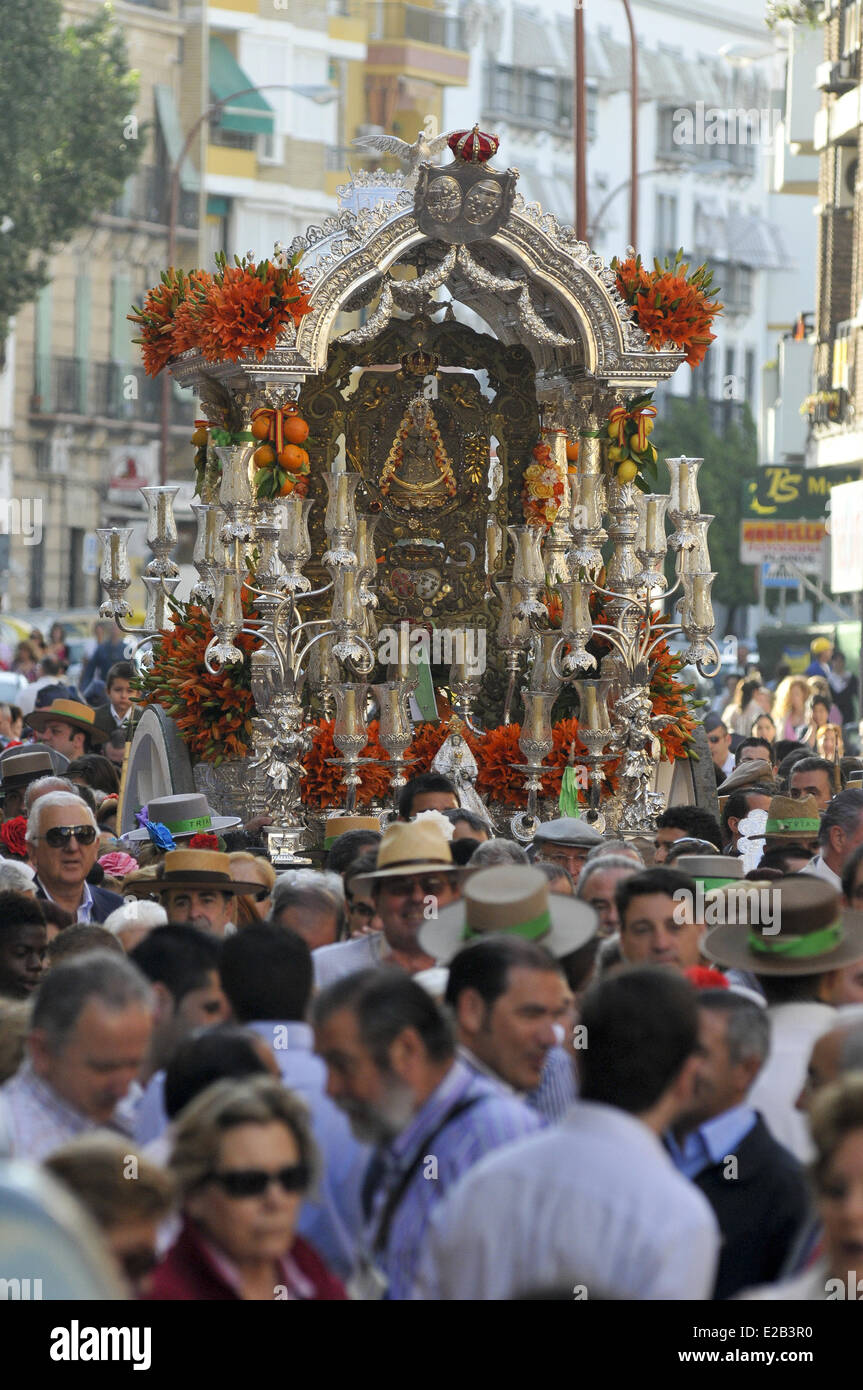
[
  {"left": 0, "top": 0, "right": 143, "bottom": 342},
  {"left": 651, "top": 394, "right": 758, "bottom": 609}
]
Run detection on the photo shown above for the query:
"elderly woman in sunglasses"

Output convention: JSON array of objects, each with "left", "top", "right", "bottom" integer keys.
[
  {"left": 25, "top": 790, "right": 125, "bottom": 924},
  {"left": 145, "top": 1076, "right": 346, "bottom": 1301}
]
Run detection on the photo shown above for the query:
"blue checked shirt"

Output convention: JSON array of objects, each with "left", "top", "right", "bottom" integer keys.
[{"left": 365, "top": 1059, "right": 543, "bottom": 1300}]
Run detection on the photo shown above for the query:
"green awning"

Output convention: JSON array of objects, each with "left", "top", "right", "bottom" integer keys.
[
  {"left": 209, "top": 37, "right": 275, "bottom": 136},
  {"left": 207, "top": 195, "right": 229, "bottom": 216},
  {"left": 154, "top": 85, "right": 200, "bottom": 192}
]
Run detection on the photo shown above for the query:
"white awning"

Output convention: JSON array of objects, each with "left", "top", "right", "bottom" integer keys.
[{"left": 512, "top": 7, "right": 560, "bottom": 71}]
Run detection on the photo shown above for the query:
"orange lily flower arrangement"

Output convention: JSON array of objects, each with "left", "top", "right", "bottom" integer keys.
[
  {"left": 133, "top": 595, "right": 257, "bottom": 764},
  {"left": 129, "top": 249, "right": 312, "bottom": 376},
  {"left": 612, "top": 249, "right": 723, "bottom": 368}
]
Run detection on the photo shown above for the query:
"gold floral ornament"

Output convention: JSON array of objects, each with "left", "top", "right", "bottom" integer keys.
[
  {"left": 521, "top": 438, "right": 566, "bottom": 530},
  {"left": 379, "top": 396, "right": 458, "bottom": 507}
]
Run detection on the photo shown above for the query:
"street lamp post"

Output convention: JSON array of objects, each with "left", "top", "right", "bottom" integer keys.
[
  {"left": 621, "top": 0, "right": 639, "bottom": 250},
  {"left": 160, "top": 83, "right": 337, "bottom": 483}
]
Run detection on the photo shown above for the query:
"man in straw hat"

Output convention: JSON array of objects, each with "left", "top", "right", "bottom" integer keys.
[
  {"left": 25, "top": 699, "right": 108, "bottom": 761},
  {"left": 0, "top": 749, "right": 56, "bottom": 823},
  {"left": 124, "top": 850, "right": 263, "bottom": 937},
  {"left": 424, "top": 867, "right": 597, "bottom": 1109},
  {"left": 313, "top": 820, "right": 465, "bottom": 989},
  {"left": 761, "top": 792, "right": 822, "bottom": 865},
  {"left": 702, "top": 875, "right": 863, "bottom": 1161}
]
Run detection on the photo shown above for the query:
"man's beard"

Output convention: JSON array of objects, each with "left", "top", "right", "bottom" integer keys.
[{"left": 338, "top": 1070, "right": 417, "bottom": 1146}]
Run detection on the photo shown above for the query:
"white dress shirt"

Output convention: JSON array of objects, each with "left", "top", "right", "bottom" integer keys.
[
  {"left": 800, "top": 855, "right": 842, "bottom": 893},
  {"left": 413, "top": 1099, "right": 720, "bottom": 1301},
  {"left": 746, "top": 1001, "right": 836, "bottom": 1162},
  {"left": 313, "top": 932, "right": 387, "bottom": 988}
]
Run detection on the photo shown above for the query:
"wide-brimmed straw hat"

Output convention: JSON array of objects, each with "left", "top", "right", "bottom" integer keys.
[
  {"left": 673, "top": 854, "right": 744, "bottom": 889},
  {"left": 764, "top": 794, "right": 821, "bottom": 842},
  {"left": 323, "top": 815, "right": 381, "bottom": 849},
  {"left": 0, "top": 742, "right": 69, "bottom": 774},
  {"left": 718, "top": 760, "right": 776, "bottom": 795},
  {"left": 0, "top": 749, "right": 55, "bottom": 795},
  {"left": 702, "top": 876, "right": 863, "bottom": 976},
  {"left": 122, "top": 793, "right": 241, "bottom": 843},
  {"left": 419, "top": 865, "right": 598, "bottom": 964},
  {"left": 123, "top": 849, "right": 262, "bottom": 899},
  {"left": 350, "top": 820, "right": 463, "bottom": 894},
  {"left": 26, "top": 699, "right": 108, "bottom": 744}
]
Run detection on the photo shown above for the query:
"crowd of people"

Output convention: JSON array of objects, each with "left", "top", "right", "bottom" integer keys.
[{"left": 1, "top": 635, "right": 863, "bottom": 1303}]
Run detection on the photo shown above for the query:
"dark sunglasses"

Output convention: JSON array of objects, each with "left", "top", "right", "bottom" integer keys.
[
  {"left": 43, "top": 825, "right": 97, "bottom": 848},
  {"left": 207, "top": 1163, "right": 311, "bottom": 1198},
  {"left": 120, "top": 1248, "right": 159, "bottom": 1283}
]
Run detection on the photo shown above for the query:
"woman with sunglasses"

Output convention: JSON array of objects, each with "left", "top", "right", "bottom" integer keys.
[{"left": 145, "top": 1076, "right": 346, "bottom": 1300}]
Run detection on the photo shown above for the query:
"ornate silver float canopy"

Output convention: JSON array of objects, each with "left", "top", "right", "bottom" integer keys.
[{"left": 170, "top": 158, "right": 684, "bottom": 395}]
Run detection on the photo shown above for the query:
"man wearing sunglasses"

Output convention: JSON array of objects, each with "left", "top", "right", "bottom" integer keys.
[
  {"left": 25, "top": 790, "right": 124, "bottom": 924},
  {"left": 313, "top": 821, "right": 464, "bottom": 989}
]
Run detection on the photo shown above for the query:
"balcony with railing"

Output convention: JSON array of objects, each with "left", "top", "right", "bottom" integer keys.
[
  {"left": 367, "top": 3, "right": 469, "bottom": 84},
  {"left": 110, "top": 166, "right": 197, "bottom": 230},
  {"left": 31, "top": 357, "right": 193, "bottom": 427}
]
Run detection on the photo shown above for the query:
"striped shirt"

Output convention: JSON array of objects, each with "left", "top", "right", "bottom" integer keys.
[
  {"left": 366, "top": 1059, "right": 542, "bottom": 1300},
  {"left": 0, "top": 1062, "right": 98, "bottom": 1160}
]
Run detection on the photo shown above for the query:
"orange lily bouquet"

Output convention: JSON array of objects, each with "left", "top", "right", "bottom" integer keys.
[
  {"left": 129, "top": 248, "right": 312, "bottom": 377},
  {"left": 611, "top": 249, "right": 722, "bottom": 368},
  {"left": 134, "top": 595, "right": 256, "bottom": 764}
]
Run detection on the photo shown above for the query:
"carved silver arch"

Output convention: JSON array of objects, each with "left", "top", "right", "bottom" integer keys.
[
  {"left": 168, "top": 178, "right": 685, "bottom": 397},
  {"left": 289, "top": 190, "right": 684, "bottom": 386}
]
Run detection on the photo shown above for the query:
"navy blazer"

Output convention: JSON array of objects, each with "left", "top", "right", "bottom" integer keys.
[
  {"left": 691, "top": 1114, "right": 812, "bottom": 1300},
  {"left": 36, "top": 884, "right": 125, "bottom": 925}
]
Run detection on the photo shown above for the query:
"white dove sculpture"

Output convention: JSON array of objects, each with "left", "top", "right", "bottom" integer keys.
[{"left": 351, "top": 128, "right": 452, "bottom": 184}]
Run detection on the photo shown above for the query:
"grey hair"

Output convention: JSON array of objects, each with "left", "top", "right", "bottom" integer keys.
[
  {"left": 270, "top": 871, "right": 346, "bottom": 938},
  {"left": 24, "top": 776, "right": 76, "bottom": 814},
  {"left": 697, "top": 989, "right": 770, "bottom": 1067},
  {"left": 0, "top": 861, "right": 36, "bottom": 894},
  {"left": 469, "top": 839, "right": 529, "bottom": 867},
  {"left": 818, "top": 789, "right": 863, "bottom": 847},
  {"left": 31, "top": 950, "right": 153, "bottom": 1050},
  {"left": 102, "top": 900, "right": 168, "bottom": 936},
  {"left": 25, "top": 791, "right": 97, "bottom": 843},
  {"left": 584, "top": 840, "right": 644, "bottom": 867},
  {"left": 576, "top": 855, "right": 641, "bottom": 896}
]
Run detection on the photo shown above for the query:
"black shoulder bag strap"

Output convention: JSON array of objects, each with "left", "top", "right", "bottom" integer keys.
[{"left": 370, "top": 1093, "right": 485, "bottom": 1255}]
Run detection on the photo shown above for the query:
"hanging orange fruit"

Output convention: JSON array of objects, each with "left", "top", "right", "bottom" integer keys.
[
  {"left": 191, "top": 425, "right": 209, "bottom": 447},
  {"left": 565, "top": 439, "right": 579, "bottom": 462},
  {"left": 283, "top": 415, "right": 309, "bottom": 445},
  {"left": 279, "top": 444, "right": 308, "bottom": 472},
  {"left": 250, "top": 417, "right": 271, "bottom": 440},
  {"left": 279, "top": 475, "right": 295, "bottom": 495},
  {"left": 253, "top": 444, "right": 275, "bottom": 467}
]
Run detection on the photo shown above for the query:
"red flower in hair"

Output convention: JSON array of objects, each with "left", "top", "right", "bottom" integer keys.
[
  {"left": 0, "top": 816, "right": 28, "bottom": 859},
  {"left": 684, "top": 966, "right": 728, "bottom": 991},
  {"left": 189, "top": 833, "right": 220, "bottom": 851}
]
